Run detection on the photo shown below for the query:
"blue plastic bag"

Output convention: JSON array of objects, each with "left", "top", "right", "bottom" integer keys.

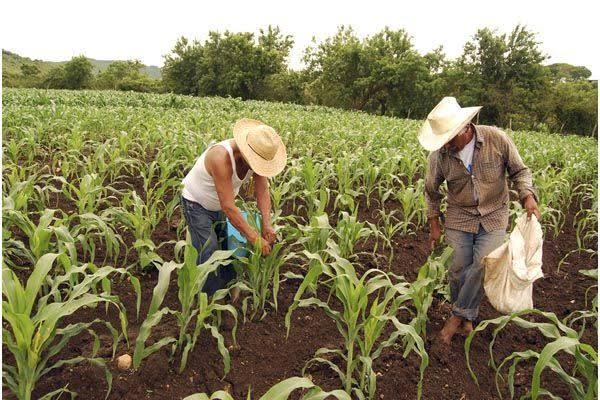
[{"left": 226, "top": 211, "right": 262, "bottom": 258}]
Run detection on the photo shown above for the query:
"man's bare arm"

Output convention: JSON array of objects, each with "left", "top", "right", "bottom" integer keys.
[
  {"left": 254, "top": 174, "right": 277, "bottom": 244},
  {"left": 205, "top": 147, "right": 260, "bottom": 244}
]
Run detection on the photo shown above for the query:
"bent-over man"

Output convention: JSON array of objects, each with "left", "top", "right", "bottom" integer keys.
[{"left": 181, "top": 118, "right": 287, "bottom": 295}]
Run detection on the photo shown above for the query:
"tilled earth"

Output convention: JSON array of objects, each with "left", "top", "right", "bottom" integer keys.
[{"left": 3, "top": 194, "right": 597, "bottom": 400}]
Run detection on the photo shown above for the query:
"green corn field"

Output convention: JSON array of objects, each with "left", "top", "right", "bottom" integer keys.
[{"left": 2, "top": 88, "right": 597, "bottom": 399}]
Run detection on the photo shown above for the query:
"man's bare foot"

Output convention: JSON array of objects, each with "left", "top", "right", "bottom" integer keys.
[
  {"left": 439, "top": 315, "right": 462, "bottom": 345},
  {"left": 460, "top": 320, "right": 474, "bottom": 335}
]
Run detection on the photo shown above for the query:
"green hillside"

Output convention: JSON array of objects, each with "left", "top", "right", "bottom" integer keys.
[{"left": 2, "top": 50, "right": 162, "bottom": 79}]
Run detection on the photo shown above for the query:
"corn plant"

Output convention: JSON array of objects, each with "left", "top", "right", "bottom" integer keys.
[
  {"left": 298, "top": 157, "right": 333, "bottom": 218},
  {"left": 71, "top": 212, "right": 125, "bottom": 265},
  {"left": 270, "top": 175, "right": 301, "bottom": 219},
  {"left": 333, "top": 211, "right": 374, "bottom": 259},
  {"left": 2, "top": 253, "right": 131, "bottom": 400},
  {"left": 376, "top": 209, "right": 408, "bottom": 267},
  {"left": 133, "top": 244, "right": 238, "bottom": 374},
  {"left": 291, "top": 214, "right": 333, "bottom": 257},
  {"left": 234, "top": 242, "right": 293, "bottom": 321},
  {"left": 285, "top": 249, "right": 428, "bottom": 399},
  {"left": 109, "top": 190, "right": 166, "bottom": 269},
  {"left": 183, "top": 376, "right": 350, "bottom": 400},
  {"left": 334, "top": 156, "right": 361, "bottom": 213},
  {"left": 358, "top": 154, "right": 381, "bottom": 208},
  {"left": 3, "top": 208, "right": 65, "bottom": 265},
  {"left": 465, "top": 310, "right": 597, "bottom": 399},
  {"left": 564, "top": 269, "right": 598, "bottom": 337},
  {"left": 408, "top": 247, "right": 453, "bottom": 339},
  {"left": 393, "top": 179, "right": 427, "bottom": 234},
  {"left": 53, "top": 173, "right": 109, "bottom": 215},
  {"left": 2, "top": 173, "right": 48, "bottom": 212}
]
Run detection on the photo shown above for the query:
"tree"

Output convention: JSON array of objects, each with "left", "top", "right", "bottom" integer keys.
[
  {"left": 162, "top": 26, "right": 293, "bottom": 99},
  {"left": 162, "top": 37, "right": 204, "bottom": 95},
  {"left": 61, "top": 56, "right": 93, "bottom": 89},
  {"left": 361, "top": 28, "right": 430, "bottom": 116},
  {"left": 42, "top": 66, "right": 66, "bottom": 89},
  {"left": 96, "top": 60, "right": 143, "bottom": 89},
  {"left": 303, "top": 26, "right": 431, "bottom": 117},
  {"left": 254, "top": 70, "right": 307, "bottom": 103},
  {"left": 20, "top": 63, "right": 40, "bottom": 79},
  {"left": 546, "top": 63, "right": 592, "bottom": 82},
  {"left": 552, "top": 80, "right": 598, "bottom": 136},
  {"left": 303, "top": 26, "right": 364, "bottom": 109},
  {"left": 453, "top": 25, "right": 551, "bottom": 129},
  {"left": 95, "top": 60, "right": 157, "bottom": 92}
]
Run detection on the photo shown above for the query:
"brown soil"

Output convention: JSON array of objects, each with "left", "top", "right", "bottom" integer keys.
[{"left": 3, "top": 191, "right": 597, "bottom": 400}]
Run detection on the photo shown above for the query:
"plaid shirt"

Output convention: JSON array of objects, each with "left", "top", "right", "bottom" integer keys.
[{"left": 425, "top": 124, "right": 537, "bottom": 233}]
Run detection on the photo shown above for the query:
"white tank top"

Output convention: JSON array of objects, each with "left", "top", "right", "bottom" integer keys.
[{"left": 182, "top": 140, "right": 253, "bottom": 211}]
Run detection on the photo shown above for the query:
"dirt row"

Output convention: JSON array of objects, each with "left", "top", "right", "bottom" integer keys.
[{"left": 3, "top": 176, "right": 597, "bottom": 399}]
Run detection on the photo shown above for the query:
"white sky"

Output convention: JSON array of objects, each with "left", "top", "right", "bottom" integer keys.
[{"left": 1, "top": 0, "right": 599, "bottom": 78}]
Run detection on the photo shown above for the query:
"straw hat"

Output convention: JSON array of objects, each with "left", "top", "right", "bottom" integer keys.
[
  {"left": 418, "top": 97, "right": 482, "bottom": 151},
  {"left": 233, "top": 118, "right": 287, "bottom": 177}
]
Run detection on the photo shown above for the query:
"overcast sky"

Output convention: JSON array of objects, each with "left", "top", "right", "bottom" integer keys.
[{"left": 2, "top": 0, "right": 598, "bottom": 78}]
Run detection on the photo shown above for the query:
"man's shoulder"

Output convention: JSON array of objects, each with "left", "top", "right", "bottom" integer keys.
[
  {"left": 205, "top": 145, "right": 232, "bottom": 173},
  {"left": 475, "top": 124, "right": 506, "bottom": 136},
  {"left": 475, "top": 124, "right": 510, "bottom": 144},
  {"left": 428, "top": 149, "right": 441, "bottom": 161}
]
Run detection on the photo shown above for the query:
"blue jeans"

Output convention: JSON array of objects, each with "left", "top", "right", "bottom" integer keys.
[
  {"left": 445, "top": 225, "right": 506, "bottom": 321},
  {"left": 181, "top": 196, "right": 236, "bottom": 295}
]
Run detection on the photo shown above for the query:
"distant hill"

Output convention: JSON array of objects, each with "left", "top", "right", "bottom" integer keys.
[{"left": 2, "top": 50, "right": 162, "bottom": 79}]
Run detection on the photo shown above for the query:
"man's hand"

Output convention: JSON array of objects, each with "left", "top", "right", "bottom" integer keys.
[
  {"left": 523, "top": 195, "right": 541, "bottom": 221},
  {"left": 429, "top": 217, "right": 442, "bottom": 251},
  {"left": 249, "top": 233, "right": 271, "bottom": 256},
  {"left": 262, "top": 225, "right": 277, "bottom": 245}
]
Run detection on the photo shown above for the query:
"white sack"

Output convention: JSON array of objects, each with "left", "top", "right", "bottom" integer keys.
[{"left": 483, "top": 213, "right": 544, "bottom": 314}]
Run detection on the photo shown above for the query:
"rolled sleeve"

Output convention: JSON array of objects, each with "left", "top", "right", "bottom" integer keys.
[
  {"left": 425, "top": 151, "right": 444, "bottom": 219},
  {"left": 502, "top": 134, "right": 538, "bottom": 202}
]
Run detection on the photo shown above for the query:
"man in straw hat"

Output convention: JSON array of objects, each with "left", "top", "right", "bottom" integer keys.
[
  {"left": 419, "top": 97, "right": 541, "bottom": 344},
  {"left": 181, "top": 118, "right": 287, "bottom": 295}
]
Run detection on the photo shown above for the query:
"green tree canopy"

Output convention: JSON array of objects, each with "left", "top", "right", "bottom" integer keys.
[
  {"left": 162, "top": 25, "right": 293, "bottom": 99},
  {"left": 61, "top": 56, "right": 93, "bottom": 89},
  {"left": 546, "top": 63, "right": 592, "bottom": 82}
]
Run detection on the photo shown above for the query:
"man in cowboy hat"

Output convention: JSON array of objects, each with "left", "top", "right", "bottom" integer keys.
[
  {"left": 419, "top": 97, "right": 541, "bottom": 344},
  {"left": 181, "top": 118, "right": 287, "bottom": 295}
]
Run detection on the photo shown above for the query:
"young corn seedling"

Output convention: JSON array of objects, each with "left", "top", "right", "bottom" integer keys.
[
  {"left": 358, "top": 153, "right": 381, "bottom": 208},
  {"left": 72, "top": 212, "right": 125, "bottom": 266},
  {"left": 2, "top": 173, "right": 48, "bottom": 213},
  {"left": 182, "top": 376, "right": 350, "bottom": 400},
  {"left": 564, "top": 269, "right": 598, "bottom": 337},
  {"left": 408, "top": 247, "right": 453, "bottom": 339},
  {"left": 133, "top": 243, "right": 238, "bottom": 374},
  {"left": 376, "top": 209, "right": 409, "bottom": 268},
  {"left": 270, "top": 175, "right": 301, "bottom": 220},
  {"left": 333, "top": 156, "right": 361, "bottom": 213},
  {"left": 234, "top": 241, "right": 292, "bottom": 322},
  {"left": 53, "top": 173, "right": 109, "bottom": 215},
  {"left": 109, "top": 190, "right": 167, "bottom": 270},
  {"left": 285, "top": 250, "right": 429, "bottom": 399},
  {"left": 298, "top": 156, "right": 333, "bottom": 218},
  {"left": 2, "top": 253, "right": 132, "bottom": 400},
  {"left": 394, "top": 179, "right": 427, "bottom": 234},
  {"left": 465, "top": 309, "right": 598, "bottom": 399},
  {"left": 334, "top": 211, "right": 374, "bottom": 259},
  {"left": 2, "top": 208, "right": 72, "bottom": 266}
]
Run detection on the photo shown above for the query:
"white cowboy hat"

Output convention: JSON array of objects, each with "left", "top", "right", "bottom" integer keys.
[
  {"left": 233, "top": 118, "right": 287, "bottom": 177},
  {"left": 418, "top": 97, "right": 482, "bottom": 151}
]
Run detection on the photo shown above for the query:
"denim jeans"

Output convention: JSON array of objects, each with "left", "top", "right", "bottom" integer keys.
[
  {"left": 180, "top": 196, "right": 236, "bottom": 295},
  {"left": 445, "top": 225, "right": 506, "bottom": 321}
]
